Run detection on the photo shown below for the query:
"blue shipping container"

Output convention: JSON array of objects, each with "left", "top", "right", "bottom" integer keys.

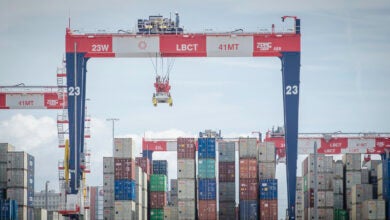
[
  {"left": 198, "top": 179, "right": 216, "bottom": 200},
  {"left": 152, "top": 160, "right": 168, "bottom": 175},
  {"left": 142, "top": 150, "right": 153, "bottom": 161},
  {"left": 259, "top": 179, "right": 278, "bottom": 200},
  {"left": 114, "top": 180, "right": 136, "bottom": 201},
  {"left": 0, "top": 199, "right": 18, "bottom": 220},
  {"left": 239, "top": 200, "right": 258, "bottom": 220},
  {"left": 198, "top": 138, "right": 216, "bottom": 159}
]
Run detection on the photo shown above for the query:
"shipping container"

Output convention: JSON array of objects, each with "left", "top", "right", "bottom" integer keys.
[
  {"left": 7, "top": 152, "right": 34, "bottom": 171},
  {"left": 377, "top": 162, "right": 383, "bottom": 180},
  {"left": 304, "top": 172, "right": 332, "bottom": 191},
  {"left": 258, "top": 162, "right": 276, "bottom": 179},
  {"left": 366, "top": 160, "right": 381, "bottom": 176},
  {"left": 114, "top": 179, "right": 136, "bottom": 201},
  {"left": 115, "top": 201, "right": 136, "bottom": 220},
  {"left": 362, "top": 199, "right": 386, "bottom": 220},
  {"left": 258, "top": 142, "right": 276, "bottom": 162},
  {"left": 178, "top": 159, "right": 195, "bottom": 179},
  {"left": 103, "top": 157, "right": 114, "bottom": 174},
  {"left": 150, "top": 174, "right": 167, "bottom": 192},
  {"left": 198, "top": 179, "right": 216, "bottom": 200},
  {"left": 178, "top": 200, "right": 196, "bottom": 220},
  {"left": 177, "top": 138, "right": 196, "bottom": 159},
  {"left": 178, "top": 179, "right": 195, "bottom": 200},
  {"left": 259, "top": 199, "right": 277, "bottom": 220},
  {"left": 171, "top": 179, "right": 178, "bottom": 193},
  {"left": 259, "top": 179, "right": 277, "bottom": 200},
  {"left": 316, "top": 191, "right": 333, "bottom": 207},
  {"left": 333, "top": 178, "right": 344, "bottom": 194},
  {"left": 219, "top": 201, "right": 235, "bottom": 220},
  {"left": 240, "top": 179, "right": 258, "bottom": 200},
  {"left": 307, "top": 208, "right": 333, "bottom": 220},
  {"left": 239, "top": 138, "right": 258, "bottom": 158},
  {"left": 351, "top": 204, "right": 362, "bottom": 220},
  {"left": 0, "top": 199, "right": 18, "bottom": 220},
  {"left": 218, "top": 141, "right": 235, "bottom": 162},
  {"left": 239, "top": 200, "right": 258, "bottom": 220},
  {"left": 150, "top": 191, "right": 167, "bottom": 208},
  {"left": 34, "top": 208, "right": 47, "bottom": 220},
  {"left": 169, "top": 194, "right": 178, "bottom": 206},
  {"left": 361, "top": 168, "right": 370, "bottom": 184},
  {"left": 198, "top": 159, "right": 215, "bottom": 179},
  {"left": 103, "top": 191, "right": 114, "bottom": 208},
  {"left": 333, "top": 160, "right": 344, "bottom": 178},
  {"left": 198, "top": 200, "right": 216, "bottom": 220},
  {"left": 114, "top": 158, "right": 135, "bottom": 180},
  {"left": 6, "top": 188, "right": 27, "bottom": 206},
  {"left": 103, "top": 207, "right": 114, "bottom": 220},
  {"left": 198, "top": 138, "right": 216, "bottom": 159},
  {"left": 351, "top": 184, "right": 373, "bottom": 204},
  {"left": 296, "top": 177, "right": 303, "bottom": 191},
  {"left": 135, "top": 203, "right": 142, "bottom": 220},
  {"left": 333, "top": 194, "right": 343, "bottom": 209},
  {"left": 152, "top": 160, "right": 168, "bottom": 175},
  {"left": 164, "top": 206, "right": 178, "bottom": 220},
  {"left": 0, "top": 143, "right": 15, "bottom": 155},
  {"left": 113, "top": 138, "right": 136, "bottom": 159},
  {"left": 239, "top": 159, "right": 257, "bottom": 179},
  {"left": 219, "top": 162, "right": 235, "bottom": 182},
  {"left": 333, "top": 209, "right": 348, "bottom": 220},
  {"left": 135, "top": 157, "right": 151, "bottom": 176},
  {"left": 219, "top": 182, "right": 235, "bottom": 201},
  {"left": 302, "top": 154, "right": 333, "bottom": 175},
  {"left": 345, "top": 171, "right": 362, "bottom": 189},
  {"left": 7, "top": 169, "right": 28, "bottom": 188},
  {"left": 342, "top": 153, "right": 361, "bottom": 171},
  {"left": 17, "top": 205, "right": 27, "bottom": 220}
]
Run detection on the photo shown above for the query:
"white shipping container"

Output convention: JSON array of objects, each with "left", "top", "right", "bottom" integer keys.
[
  {"left": 296, "top": 191, "right": 304, "bottom": 205},
  {"left": 178, "top": 179, "right": 195, "bottom": 200},
  {"left": 0, "top": 143, "right": 15, "bottom": 155},
  {"left": 142, "top": 207, "right": 147, "bottom": 220},
  {"left": 142, "top": 172, "right": 148, "bottom": 191},
  {"left": 135, "top": 203, "right": 142, "bottom": 220},
  {"left": 7, "top": 188, "right": 27, "bottom": 206},
  {"left": 258, "top": 162, "right": 276, "bottom": 179},
  {"left": 7, "top": 152, "right": 28, "bottom": 169},
  {"left": 258, "top": 142, "right": 276, "bottom": 162},
  {"left": 378, "top": 179, "right": 383, "bottom": 196},
  {"left": 103, "top": 191, "right": 114, "bottom": 208},
  {"left": 178, "top": 200, "right": 196, "bottom": 220},
  {"left": 352, "top": 184, "right": 373, "bottom": 204},
  {"left": 177, "top": 159, "right": 195, "bottom": 179},
  {"left": 238, "top": 138, "right": 258, "bottom": 158},
  {"left": 142, "top": 189, "right": 147, "bottom": 209},
  {"left": 333, "top": 160, "right": 344, "bottom": 178},
  {"left": 296, "top": 177, "right": 303, "bottom": 191},
  {"left": 377, "top": 163, "right": 383, "bottom": 180},
  {"left": 342, "top": 153, "right": 361, "bottom": 171},
  {"left": 103, "top": 207, "right": 114, "bottom": 220},
  {"left": 114, "top": 201, "right": 136, "bottom": 220},
  {"left": 135, "top": 166, "right": 142, "bottom": 186},
  {"left": 136, "top": 184, "right": 142, "bottom": 205},
  {"left": 333, "top": 178, "right": 344, "bottom": 194},
  {"left": 103, "top": 157, "right": 114, "bottom": 174},
  {"left": 103, "top": 173, "right": 114, "bottom": 191},
  {"left": 7, "top": 169, "right": 28, "bottom": 188},
  {"left": 362, "top": 200, "right": 386, "bottom": 220},
  {"left": 34, "top": 208, "right": 48, "bottom": 220},
  {"left": 351, "top": 204, "right": 362, "bottom": 220},
  {"left": 164, "top": 206, "right": 178, "bottom": 220},
  {"left": 113, "top": 138, "right": 136, "bottom": 159},
  {"left": 346, "top": 171, "right": 361, "bottom": 189},
  {"left": 306, "top": 172, "right": 332, "bottom": 190}
]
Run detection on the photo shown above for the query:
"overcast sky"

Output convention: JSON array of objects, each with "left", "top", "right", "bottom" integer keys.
[{"left": 1, "top": 0, "right": 390, "bottom": 217}]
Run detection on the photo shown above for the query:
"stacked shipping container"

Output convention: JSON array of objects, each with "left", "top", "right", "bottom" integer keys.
[
  {"left": 258, "top": 142, "right": 277, "bottom": 220},
  {"left": 150, "top": 174, "right": 167, "bottom": 219},
  {"left": 342, "top": 153, "right": 361, "bottom": 216},
  {"left": 367, "top": 160, "right": 381, "bottom": 199},
  {"left": 295, "top": 177, "right": 304, "bottom": 220},
  {"left": 333, "top": 160, "right": 344, "bottom": 210},
  {"left": 239, "top": 138, "right": 258, "bottom": 220},
  {"left": 351, "top": 184, "right": 373, "bottom": 219},
  {"left": 152, "top": 160, "right": 168, "bottom": 176},
  {"left": 177, "top": 138, "right": 196, "bottom": 220},
  {"left": 6, "top": 151, "right": 35, "bottom": 220},
  {"left": 103, "top": 157, "right": 115, "bottom": 220},
  {"left": 218, "top": 141, "right": 236, "bottom": 220},
  {"left": 169, "top": 179, "right": 178, "bottom": 206},
  {"left": 197, "top": 138, "right": 217, "bottom": 220}
]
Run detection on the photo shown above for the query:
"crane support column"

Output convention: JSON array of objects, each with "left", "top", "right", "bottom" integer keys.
[
  {"left": 66, "top": 52, "right": 89, "bottom": 194},
  {"left": 281, "top": 51, "right": 300, "bottom": 219}
]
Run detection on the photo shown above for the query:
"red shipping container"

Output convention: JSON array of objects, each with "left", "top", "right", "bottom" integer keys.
[
  {"left": 198, "top": 200, "right": 217, "bottom": 220},
  {"left": 219, "top": 162, "right": 235, "bottom": 182},
  {"left": 239, "top": 159, "right": 258, "bottom": 179},
  {"left": 260, "top": 199, "right": 278, "bottom": 220},
  {"left": 150, "top": 191, "right": 167, "bottom": 209},
  {"left": 114, "top": 158, "right": 135, "bottom": 180},
  {"left": 135, "top": 157, "right": 151, "bottom": 175},
  {"left": 177, "top": 138, "right": 196, "bottom": 159},
  {"left": 239, "top": 178, "right": 258, "bottom": 200}
]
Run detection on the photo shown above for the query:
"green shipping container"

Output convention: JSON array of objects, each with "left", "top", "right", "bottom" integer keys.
[
  {"left": 334, "top": 209, "right": 348, "bottom": 220},
  {"left": 150, "top": 208, "right": 164, "bottom": 220},
  {"left": 198, "top": 159, "right": 215, "bottom": 178},
  {"left": 150, "top": 174, "right": 167, "bottom": 192}
]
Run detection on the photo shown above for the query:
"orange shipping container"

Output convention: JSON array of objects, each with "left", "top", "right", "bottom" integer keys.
[
  {"left": 239, "top": 159, "right": 258, "bottom": 179},
  {"left": 239, "top": 179, "right": 258, "bottom": 200},
  {"left": 198, "top": 200, "right": 217, "bottom": 220},
  {"left": 260, "top": 199, "right": 278, "bottom": 220}
]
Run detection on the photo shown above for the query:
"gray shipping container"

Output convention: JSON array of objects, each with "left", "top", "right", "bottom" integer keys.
[
  {"left": 361, "top": 168, "right": 370, "bottom": 184},
  {"left": 0, "top": 162, "right": 7, "bottom": 187},
  {"left": 377, "top": 162, "right": 383, "bottom": 180},
  {"left": 164, "top": 206, "right": 178, "bottom": 220},
  {"left": 7, "top": 169, "right": 28, "bottom": 188},
  {"left": 239, "top": 138, "right": 257, "bottom": 158},
  {"left": 258, "top": 142, "right": 276, "bottom": 162},
  {"left": 113, "top": 138, "right": 136, "bottom": 159},
  {"left": 362, "top": 199, "right": 386, "bottom": 220},
  {"left": 103, "top": 207, "right": 114, "bottom": 220},
  {"left": 258, "top": 162, "right": 276, "bottom": 179},
  {"left": 342, "top": 153, "right": 361, "bottom": 171},
  {"left": 345, "top": 171, "right": 362, "bottom": 189},
  {"left": 0, "top": 143, "right": 14, "bottom": 156},
  {"left": 178, "top": 179, "right": 195, "bottom": 200},
  {"left": 103, "top": 157, "right": 114, "bottom": 174},
  {"left": 333, "top": 160, "right": 344, "bottom": 178},
  {"left": 178, "top": 200, "right": 196, "bottom": 220},
  {"left": 333, "top": 178, "right": 344, "bottom": 194},
  {"left": 333, "top": 194, "right": 343, "bottom": 209},
  {"left": 351, "top": 184, "right": 373, "bottom": 204},
  {"left": 296, "top": 177, "right": 303, "bottom": 191},
  {"left": 7, "top": 152, "right": 33, "bottom": 170},
  {"left": 366, "top": 160, "right": 381, "bottom": 176},
  {"left": 351, "top": 204, "right": 362, "bottom": 220},
  {"left": 177, "top": 159, "right": 195, "bottom": 179},
  {"left": 114, "top": 201, "right": 136, "bottom": 220},
  {"left": 34, "top": 208, "right": 48, "bottom": 220},
  {"left": 7, "top": 188, "right": 27, "bottom": 206},
  {"left": 219, "top": 182, "right": 235, "bottom": 201},
  {"left": 218, "top": 141, "right": 235, "bottom": 162}
]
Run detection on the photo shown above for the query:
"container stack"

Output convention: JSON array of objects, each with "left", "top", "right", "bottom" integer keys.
[
  {"left": 153, "top": 160, "right": 168, "bottom": 175},
  {"left": 197, "top": 137, "right": 217, "bottom": 220},
  {"left": 135, "top": 167, "right": 143, "bottom": 220},
  {"left": 169, "top": 179, "right": 178, "bottom": 206},
  {"left": 142, "top": 171, "right": 148, "bottom": 220},
  {"left": 378, "top": 159, "right": 390, "bottom": 219},
  {"left": 0, "top": 199, "right": 18, "bottom": 220},
  {"left": 218, "top": 141, "right": 236, "bottom": 220},
  {"left": 342, "top": 153, "right": 361, "bottom": 213},
  {"left": 350, "top": 184, "right": 373, "bottom": 219},
  {"left": 150, "top": 174, "right": 167, "bottom": 220},
  {"left": 366, "top": 160, "right": 381, "bottom": 199},
  {"left": 295, "top": 177, "right": 304, "bottom": 220},
  {"left": 135, "top": 157, "right": 151, "bottom": 180},
  {"left": 302, "top": 154, "right": 334, "bottom": 219},
  {"left": 103, "top": 157, "right": 115, "bottom": 220},
  {"left": 6, "top": 151, "right": 35, "bottom": 220},
  {"left": 164, "top": 205, "right": 178, "bottom": 220},
  {"left": 258, "top": 142, "right": 277, "bottom": 220},
  {"left": 361, "top": 199, "right": 386, "bottom": 220},
  {"left": 177, "top": 138, "right": 196, "bottom": 220},
  {"left": 333, "top": 160, "right": 344, "bottom": 210},
  {"left": 239, "top": 137, "right": 258, "bottom": 220},
  {"left": 0, "top": 143, "right": 15, "bottom": 199}
]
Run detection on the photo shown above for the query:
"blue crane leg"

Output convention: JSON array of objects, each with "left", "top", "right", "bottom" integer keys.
[
  {"left": 281, "top": 52, "right": 300, "bottom": 219},
  {"left": 66, "top": 52, "right": 88, "bottom": 194}
]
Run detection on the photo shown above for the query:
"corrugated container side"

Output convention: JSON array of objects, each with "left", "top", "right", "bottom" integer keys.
[
  {"left": 333, "top": 160, "right": 344, "bottom": 178},
  {"left": 0, "top": 143, "right": 15, "bottom": 155},
  {"left": 307, "top": 208, "right": 333, "bottom": 220},
  {"left": 198, "top": 200, "right": 217, "bottom": 220},
  {"left": 333, "top": 194, "right": 343, "bottom": 209},
  {"left": 258, "top": 142, "right": 275, "bottom": 162},
  {"left": 177, "top": 159, "right": 195, "bottom": 179},
  {"left": 259, "top": 179, "right": 277, "bottom": 200},
  {"left": 239, "top": 138, "right": 258, "bottom": 158},
  {"left": 218, "top": 141, "right": 235, "bottom": 162},
  {"left": 114, "top": 179, "right": 136, "bottom": 201},
  {"left": 164, "top": 206, "right": 178, "bottom": 220},
  {"left": 150, "top": 191, "right": 167, "bottom": 208},
  {"left": 258, "top": 162, "right": 276, "bottom": 179},
  {"left": 135, "top": 157, "right": 151, "bottom": 176},
  {"left": 17, "top": 205, "right": 27, "bottom": 220},
  {"left": 366, "top": 160, "right": 381, "bottom": 176},
  {"left": 114, "top": 158, "right": 136, "bottom": 180},
  {"left": 7, "top": 169, "right": 28, "bottom": 188},
  {"left": 345, "top": 171, "right": 361, "bottom": 189},
  {"left": 333, "top": 178, "right": 344, "bottom": 194},
  {"left": 351, "top": 184, "right": 373, "bottom": 204},
  {"left": 171, "top": 179, "right": 178, "bottom": 193},
  {"left": 178, "top": 179, "right": 195, "bottom": 200},
  {"left": 113, "top": 138, "right": 136, "bottom": 159},
  {"left": 259, "top": 199, "right": 277, "bottom": 220},
  {"left": 362, "top": 199, "right": 386, "bottom": 220},
  {"left": 198, "top": 159, "right": 215, "bottom": 179},
  {"left": 219, "top": 182, "right": 235, "bottom": 201},
  {"left": 152, "top": 160, "right": 168, "bottom": 175},
  {"left": 239, "top": 200, "right": 258, "bottom": 220},
  {"left": 178, "top": 200, "right": 196, "bottom": 220},
  {"left": 351, "top": 204, "right": 362, "bottom": 220},
  {"left": 150, "top": 174, "right": 167, "bottom": 192},
  {"left": 103, "top": 207, "right": 114, "bottom": 220},
  {"left": 177, "top": 138, "right": 196, "bottom": 159},
  {"left": 7, "top": 152, "right": 30, "bottom": 170},
  {"left": 34, "top": 208, "right": 47, "bottom": 220},
  {"left": 239, "top": 179, "right": 258, "bottom": 200},
  {"left": 114, "top": 201, "right": 136, "bottom": 220},
  {"left": 103, "top": 157, "right": 114, "bottom": 174},
  {"left": 239, "top": 159, "right": 258, "bottom": 179},
  {"left": 219, "top": 201, "right": 236, "bottom": 220},
  {"left": 296, "top": 177, "right": 303, "bottom": 191},
  {"left": 342, "top": 153, "right": 361, "bottom": 171},
  {"left": 377, "top": 162, "right": 383, "bottom": 180},
  {"left": 6, "top": 188, "right": 27, "bottom": 206},
  {"left": 305, "top": 172, "right": 332, "bottom": 191},
  {"left": 361, "top": 168, "right": 370, "bottom": 184},
  {"left": 219, "top": 162, "right": 235, "bottom": 182},
  {"left": 198, "top": 179, "right": 216, "bottom": 200},
  {"left": 198, "top": 138, "right": 216, "bottom": 159}
]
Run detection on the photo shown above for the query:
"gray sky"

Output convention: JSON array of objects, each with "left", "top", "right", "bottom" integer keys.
[{"left": 1, "top": 0, "right": 390, "bottom": 217}]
